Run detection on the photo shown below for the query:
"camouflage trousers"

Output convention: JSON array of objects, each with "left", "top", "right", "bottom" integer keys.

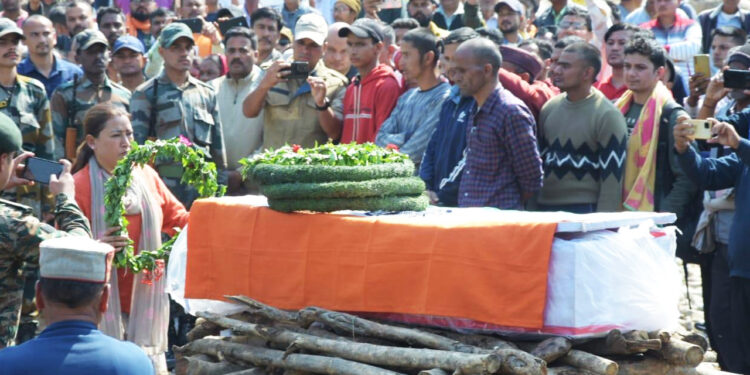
[{"left": 0, "top": 271, "right": 26, "bottom": 347}]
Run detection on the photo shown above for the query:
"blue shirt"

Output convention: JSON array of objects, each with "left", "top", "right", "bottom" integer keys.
[
  {"left": 282, "top": 4, "right": 317, "bottom": 31},
  {"left": 0, "top": 320, "right": 153, "bottom": 375},
  {"left": 420, "top": 85, "right": 474, "bottom": 206},
  {"left": 18, "top": 56, "right": 83, "bottom": 99}
]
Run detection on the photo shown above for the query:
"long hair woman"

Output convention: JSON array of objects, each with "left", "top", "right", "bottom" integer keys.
[{"left": 72, "top": 103, "right": 189, "bottom": 374}]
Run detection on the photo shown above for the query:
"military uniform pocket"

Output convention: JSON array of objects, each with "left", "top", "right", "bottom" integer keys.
[{"left": 192, "top": 108, "right": 215, "bottom": 147}]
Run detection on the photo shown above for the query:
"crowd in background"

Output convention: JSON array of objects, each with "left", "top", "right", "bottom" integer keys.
[{"left": 0, "top": 0, "right": 748, "bottom": 372}]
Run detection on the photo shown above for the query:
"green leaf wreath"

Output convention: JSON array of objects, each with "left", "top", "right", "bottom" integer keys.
[{"left": 104, "top": 137, "right": 226, "bottom": 273}]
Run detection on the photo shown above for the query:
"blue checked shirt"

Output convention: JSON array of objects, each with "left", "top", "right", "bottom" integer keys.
[{"left": 458, "top": 85, "right": 543, "bottom": 209}]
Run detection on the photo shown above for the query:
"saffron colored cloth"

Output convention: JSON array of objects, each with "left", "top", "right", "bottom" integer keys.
[
  {"left": 73, "top": 163, "right": 189, "bottom": 313},
  {"left": 185, "top": 200, "right": 558, "bottom": 329}
]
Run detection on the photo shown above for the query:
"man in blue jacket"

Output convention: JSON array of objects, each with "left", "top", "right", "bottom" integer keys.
[
  {"left": 674, "top": 118, "right": 750, "bottom": 374},
  {"left": 0, "top": 237, "right": 153, "bottom": 375},
  {"left": 420, "top": 27, "right": 477, "bottom": 206}
]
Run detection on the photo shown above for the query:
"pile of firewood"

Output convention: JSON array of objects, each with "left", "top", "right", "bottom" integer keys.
[{"left": 174, "top": 295, "right": 735, "bottom": 375}]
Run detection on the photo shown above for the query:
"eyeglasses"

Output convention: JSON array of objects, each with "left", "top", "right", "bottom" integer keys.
[{"left": 558, "top": 21, "right": 586, "bottom": 30}]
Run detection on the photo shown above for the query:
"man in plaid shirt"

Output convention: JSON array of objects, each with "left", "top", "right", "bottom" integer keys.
[{"left": 452, "top": 38, "right": 543, "bottom": 209}]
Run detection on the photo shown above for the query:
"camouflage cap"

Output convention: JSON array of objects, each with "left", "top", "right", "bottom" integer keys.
[
  {"left": 159, "top": 22, "right": 195, "bottom": 48},
  {"left": 74, "top": 29, "right": 109, "bottom": 51},
  {"left": 0, "top": 18, "right": 23, "bottom": 40},
  {"left": 0, "top": 112, "right": 22, "bottom": 154}
]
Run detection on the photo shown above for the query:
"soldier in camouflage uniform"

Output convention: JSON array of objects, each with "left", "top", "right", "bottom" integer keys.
[
  {"left": 50, "top": 29, "right": 131, "bottom": 162},
  {"left": 130, "top": 23, "right": 226, "bottom": 208},
  {"left": 0, "top": 19, "right": 55, "bottom": 217},
  {"left": 0, "top": 113, "right": 92, "bottom": 348}
]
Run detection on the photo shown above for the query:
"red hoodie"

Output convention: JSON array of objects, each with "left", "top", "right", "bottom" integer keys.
[{"left": 341, "top": 64, "right": 402, "bottom": 144}]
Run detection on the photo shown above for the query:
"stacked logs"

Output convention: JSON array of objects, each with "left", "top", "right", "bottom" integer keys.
[{"left": 174, "top": 296, "right": 736, "bottom": 375}]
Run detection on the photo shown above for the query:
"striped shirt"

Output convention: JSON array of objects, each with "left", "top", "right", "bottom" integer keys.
[
  {"left": 458, "top": 85, "right": 543, "bottom": 209},
  {"left": 375, "top": 82, "right": 452, "bottom": 164}
]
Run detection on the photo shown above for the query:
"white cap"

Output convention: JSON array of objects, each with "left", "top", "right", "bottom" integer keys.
[
  {"left": 294, "top": 13, "right": 328, "bottom": 46},
  {"left": 40, "top": 237, "right": 115, "bottom": 284}
]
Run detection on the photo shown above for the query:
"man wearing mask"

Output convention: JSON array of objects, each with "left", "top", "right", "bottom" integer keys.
[
  {"left": 19, "top": 15, "right": 82, "bottom": 100},
  {"left": 131, "top": 23, "right": 226, "bottom": 207},
  {"left": 211, "top": 27, "right": 264, "bottom": 193},
  {"left": 244, "top": 13, "right": 348, "bottom": 149},
  {"left": 51, "top": 30, "right": 131, "bottom": 162}
]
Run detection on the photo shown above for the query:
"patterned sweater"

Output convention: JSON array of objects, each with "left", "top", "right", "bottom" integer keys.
[{"left": 538, "top": 89, "right": 628, "bottom": 211}]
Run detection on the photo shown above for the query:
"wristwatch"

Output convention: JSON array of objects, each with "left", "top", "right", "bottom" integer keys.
[{"left": 315, "top": 98, "right": 330, "bottom": 111}]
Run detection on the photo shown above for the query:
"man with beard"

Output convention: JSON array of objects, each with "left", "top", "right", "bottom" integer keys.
[
  {"left": 251, "top": 7, "right": 283, "bottom": 66},
  {"left": 210, "top": 27, "right": 263, "bottom": 193},
  {"left": 111, "top": 35, "right": 146, "bottom": 92},
  {"left": 131, "top": 23, "right": 226, "bottom": 206},
  {"left": 324, "top": 22, "right": 355, "bottom": 80},
  {"left": 407, "top": 0, "right": 449, "bottom": 37},
  {"left": 127, "top": 0, "right": 158, "bottom": 50},
  {"left": 595, "top": 23, "right": 642, "bottom": 101},
  {"left": 64, "top": 0, "right": 95, "bottom": 38},
  {"left": 50, "top": 30, "right": 131, "bottom": 161},
  {"left": 19, "top": 15, "right": 82, "bottom": 100},
  {"left": 495, "top": 0, "right": 525, "bottom": 45},
  {"left": 0, "top": 0, "right": 29, "bottom": 28},
  {"left": 452, "top": 37, "right": 542, "bottom": 209},
  {"left": 0, "top": 18, "right": 55, "bottom": 213}
]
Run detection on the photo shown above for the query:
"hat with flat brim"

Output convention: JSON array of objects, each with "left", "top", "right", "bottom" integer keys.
[
  {"left": 74, "top": 29, "right": 109, "bottom": 51},
  {"left": 160, "top": 22, "right": 195, "bottom": 48},
  {"left": 0, "top": 18, "right": 23, "bottom": 40}
]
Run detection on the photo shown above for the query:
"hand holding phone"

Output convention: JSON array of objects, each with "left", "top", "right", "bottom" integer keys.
[
  {"left": 281, "top": 61, "right": 310, "bottom": 79},
  {"left": 693, "top": 54, "right": 711, "bottom": 78},
  {"left": 22, "top": 157, "right": 63, "bottom": 185},
  {"left": 723, "top": 69, "right": 750, "bottom": 89},
  {"left": 175, "top": 18, "right": 203, "bottom": 34},
  {"left": 687, "top": 119, "right": 714, "bottom": 140},
  {"left": 218, "top": 16, "right": 249, "bottom": 35}
]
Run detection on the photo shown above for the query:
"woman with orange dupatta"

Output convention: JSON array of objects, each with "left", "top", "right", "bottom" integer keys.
[{"left": 71, "top": 103, "right": 188, "bottom": 375}]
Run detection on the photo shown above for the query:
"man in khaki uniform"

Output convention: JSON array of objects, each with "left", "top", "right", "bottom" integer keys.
[{"left": 243, "top": 13, "right": 348, "bottom": 150}]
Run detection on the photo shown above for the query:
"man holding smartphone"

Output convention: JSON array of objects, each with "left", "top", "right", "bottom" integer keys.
[{"left": 0, "top": 112, "right": 92, "bottom": 349}]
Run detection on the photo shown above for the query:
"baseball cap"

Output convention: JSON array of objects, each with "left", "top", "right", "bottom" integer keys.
[
  {"left": 0, "top": 18, "right": 23, "bottom": 40},
  {"left": 159, "top": 22, "right": 195, "bottom": 48},
  {"left": 113, "top": 35, "right": 145, "bottom": 55},
  {"left": 40, "top": 237, "right": 115, "bottom": 284},
  {"left": 0, "top": 112, "right": 22, "bottom": 154},
  {"left": 74, "top": 29, "right": 109, "bottom": 51},
  {"left": 294, "top": 13, "right": 328, "bottom": 46},
  {"left": 495, "top": 0, "right": 524, "bottom": 14},
  {"left": 339, "top": 18, "right": 385, "bottom": 43}
]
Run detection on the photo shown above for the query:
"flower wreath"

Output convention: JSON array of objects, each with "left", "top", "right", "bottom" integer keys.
[{"left": 104, "top": 137, "right": 226, "bottom": 275}]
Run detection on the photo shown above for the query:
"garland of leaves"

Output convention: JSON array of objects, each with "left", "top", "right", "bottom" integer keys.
[{"left": 104, "top": 137, "right": 226, "bottom": 273}]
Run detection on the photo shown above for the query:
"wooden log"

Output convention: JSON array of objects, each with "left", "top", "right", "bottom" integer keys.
[
  {"left": 696, "top": 362, "right": 742, "bottom": 375},
  {"left": 421, "top": 329, "right": 518, "bottom": 350},
  {"left": 180, "top": 338, "right": 405, "bottom": 375},
  {"left": 547, "top": 366, "right": 598, "bottom": 375},
  {"left": 529, "top": 337, "right": 572, "bottom": 363},
  {"left": 675, "top": 333, "right": 709, "bottom": 353},
  {"left": 417, "top": 369, "right": 450, "bottom": 375},
  {"left": 223, "top": 370, "right": 269, "bottom": 375},
  {"left": 197, "top": 312, "right": 504, "bottom": 374},
  {"left": 615, "top": 357, "right": 723, "bottom": 375},
  {"left": 187, "top": 318, "right": 221, "bottom": 342},
  {"left": 578, "top": 330, "right": 661, "bottom": 356},
  {"left": 179, "top": 356, "right": 246, "bottom": 375},
  {"left": 226, "top": 295, "right": 300, "bottom": 325},
  {"left": 648, "top": 330, "right": 671, "bottom": 344},
  {"left": 559, "top": 350, "right": 618, "bottom": 375},
  {"left": 655, "top": 338, "right": 704, "bottom": 367}
]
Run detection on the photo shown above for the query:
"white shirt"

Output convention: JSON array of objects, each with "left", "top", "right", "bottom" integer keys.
[{"left": 210, "top": 66, "right": 265, "bottom": 170}]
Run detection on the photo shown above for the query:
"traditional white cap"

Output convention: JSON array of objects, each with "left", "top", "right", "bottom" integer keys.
[
  {"left": 40, "top": 237, "right": 115, "bottom": 284},
  {"left": 294, "top": 13, "right": 328, "bottom": 46}
]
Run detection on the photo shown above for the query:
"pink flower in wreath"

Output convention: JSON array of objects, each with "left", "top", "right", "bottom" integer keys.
[
  {"left": 385, "top": 144, "right": 400, "bottom": 151},
  {"left": 179, "top": 135, "right": 193, "bottom": 147}
]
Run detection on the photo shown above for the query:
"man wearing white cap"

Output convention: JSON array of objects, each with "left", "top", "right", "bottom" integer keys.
[
  {"left": 243, "top": 13, "right": 348, "bottom": 149},
  {"left": 0, "top": 237, "right": 153, "bottom": 374}
]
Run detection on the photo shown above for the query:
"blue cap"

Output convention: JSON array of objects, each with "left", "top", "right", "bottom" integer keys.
[{"left": 113, "top": 35, "right": 145, "bottom": 55}]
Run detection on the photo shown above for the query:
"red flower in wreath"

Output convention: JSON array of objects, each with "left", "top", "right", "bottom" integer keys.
[
  {"left": 292, "top": 144, "right": 301, "bottom": 153},
  {"left": 385, "top": 144, "right": 400, "bottom": 151}
]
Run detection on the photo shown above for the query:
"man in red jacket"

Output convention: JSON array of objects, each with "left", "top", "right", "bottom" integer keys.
[{"left": 339, "top": 18, "right": 402, "bottom": 144}]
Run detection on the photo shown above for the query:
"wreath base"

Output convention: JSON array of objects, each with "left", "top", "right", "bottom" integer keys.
[{"left": 268, "top": 195, "right": 429, "bottom": 213}]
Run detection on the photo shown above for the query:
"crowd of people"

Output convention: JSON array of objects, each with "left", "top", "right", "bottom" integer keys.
[{"left": 0, "top": 0, "right": 748, "bottom": 372}]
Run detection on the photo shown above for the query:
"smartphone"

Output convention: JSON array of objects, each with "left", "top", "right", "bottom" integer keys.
[
  {"left": 693, "top": 54, "right": 711, "bottom": 77},
  {"left": 22, "top": 157, "right": 63, "bottom": 185},
  {"left": 688, "top": 119, "right": 714, "bottom": 140},
  {"left": 282, "top": 61, "right": 310, "bottom": 79},
  {"left": 175, "top": 18, "right": 203, "bottom": 34},
  {"left": 723, "top": 69, "right": 750, "bottom": 89},
  {"left": 218, "top": 16, "right": 248, "bottom": 35}
]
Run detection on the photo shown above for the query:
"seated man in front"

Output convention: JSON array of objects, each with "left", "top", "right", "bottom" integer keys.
[{"left": 0, "top": 237, "right": 153, "bottom": 375}]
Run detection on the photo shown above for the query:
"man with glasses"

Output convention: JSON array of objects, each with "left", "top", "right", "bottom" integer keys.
[
  {"left": 494, "top": 0, "right": 524, "bottom": 46},
  {"left": 556, "top": 7, "right": 594, "bottom": 43}
]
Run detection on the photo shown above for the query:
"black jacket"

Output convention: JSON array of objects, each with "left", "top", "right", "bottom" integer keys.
[{"left": 698, "top": 6, "right": 750, "bottom": 53}]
